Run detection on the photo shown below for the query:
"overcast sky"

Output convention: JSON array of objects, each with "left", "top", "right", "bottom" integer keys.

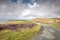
[{"left": 0, "top": 0, "right": 60, "bottom": 21}]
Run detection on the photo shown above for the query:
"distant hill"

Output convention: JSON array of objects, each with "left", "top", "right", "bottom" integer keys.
[
  {"left": 33, "top": 18, "right": 60, "bottom": 29},
  {"left": 33, "top": 18, "right": 60, "bottom": 24}
]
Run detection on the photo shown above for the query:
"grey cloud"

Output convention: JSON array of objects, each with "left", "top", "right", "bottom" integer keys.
[
  {"left": 20, "top": 0, "right": 60, "bottom": 18},
  {"left": 0, "top": 0, "right": 29, "bottom": 20},
  {"left": 0, "top": 0, "right": 60, "bottom": 21},
  {"left": 36, "top": 0, "right": 60, "bottom": 4},
  {"left": 34, "top": 0, "right": 60, "bottom": 17}
]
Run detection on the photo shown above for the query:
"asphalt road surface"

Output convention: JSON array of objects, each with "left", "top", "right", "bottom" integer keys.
[{"left": 30, "top": 25, "right": 60, "bottom": 40}]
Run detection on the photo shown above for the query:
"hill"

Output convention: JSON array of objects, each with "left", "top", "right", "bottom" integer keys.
[{"left": 33, "top": 18, "right": 60, "bottom": 29}]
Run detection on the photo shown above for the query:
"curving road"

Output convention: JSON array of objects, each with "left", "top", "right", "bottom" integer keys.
[{"left": 30, "top": 25, "right": 60, "bottom": 40}]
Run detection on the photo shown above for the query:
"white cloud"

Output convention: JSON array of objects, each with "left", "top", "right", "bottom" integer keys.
[
  {"left": 0, "top": 0, "right": 28, "bottom": 20},
  {"left": 0, "top": 0, "right": 60, "bottom": 21},
  {"left": 19, "top": 0, "right": 60, "bottom": 19}
]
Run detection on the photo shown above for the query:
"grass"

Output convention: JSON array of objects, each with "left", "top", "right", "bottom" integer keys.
[
  {"left": 0, "top": 20, "right": 35, "bottom": 24},
  {"left": 7, "top": 20, "right": 35, "bottom": 24},
  {"left": 0, "top": 20, "right": 42, "bottom": 40},
  {"left": 45, "top": 23, "right": 60, "bottom": 30},
  {"left": 33, "top": 18, "right": 60, "bottom": 30}
]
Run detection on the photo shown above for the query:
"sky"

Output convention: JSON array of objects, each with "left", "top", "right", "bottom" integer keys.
[{"left": 0, "top": 0, "right": 60, "bottom": 21}]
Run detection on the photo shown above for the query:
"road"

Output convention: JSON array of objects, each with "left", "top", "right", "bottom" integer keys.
[{"left": 30, "top": 25, "right": 60, "bottom": 40}]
